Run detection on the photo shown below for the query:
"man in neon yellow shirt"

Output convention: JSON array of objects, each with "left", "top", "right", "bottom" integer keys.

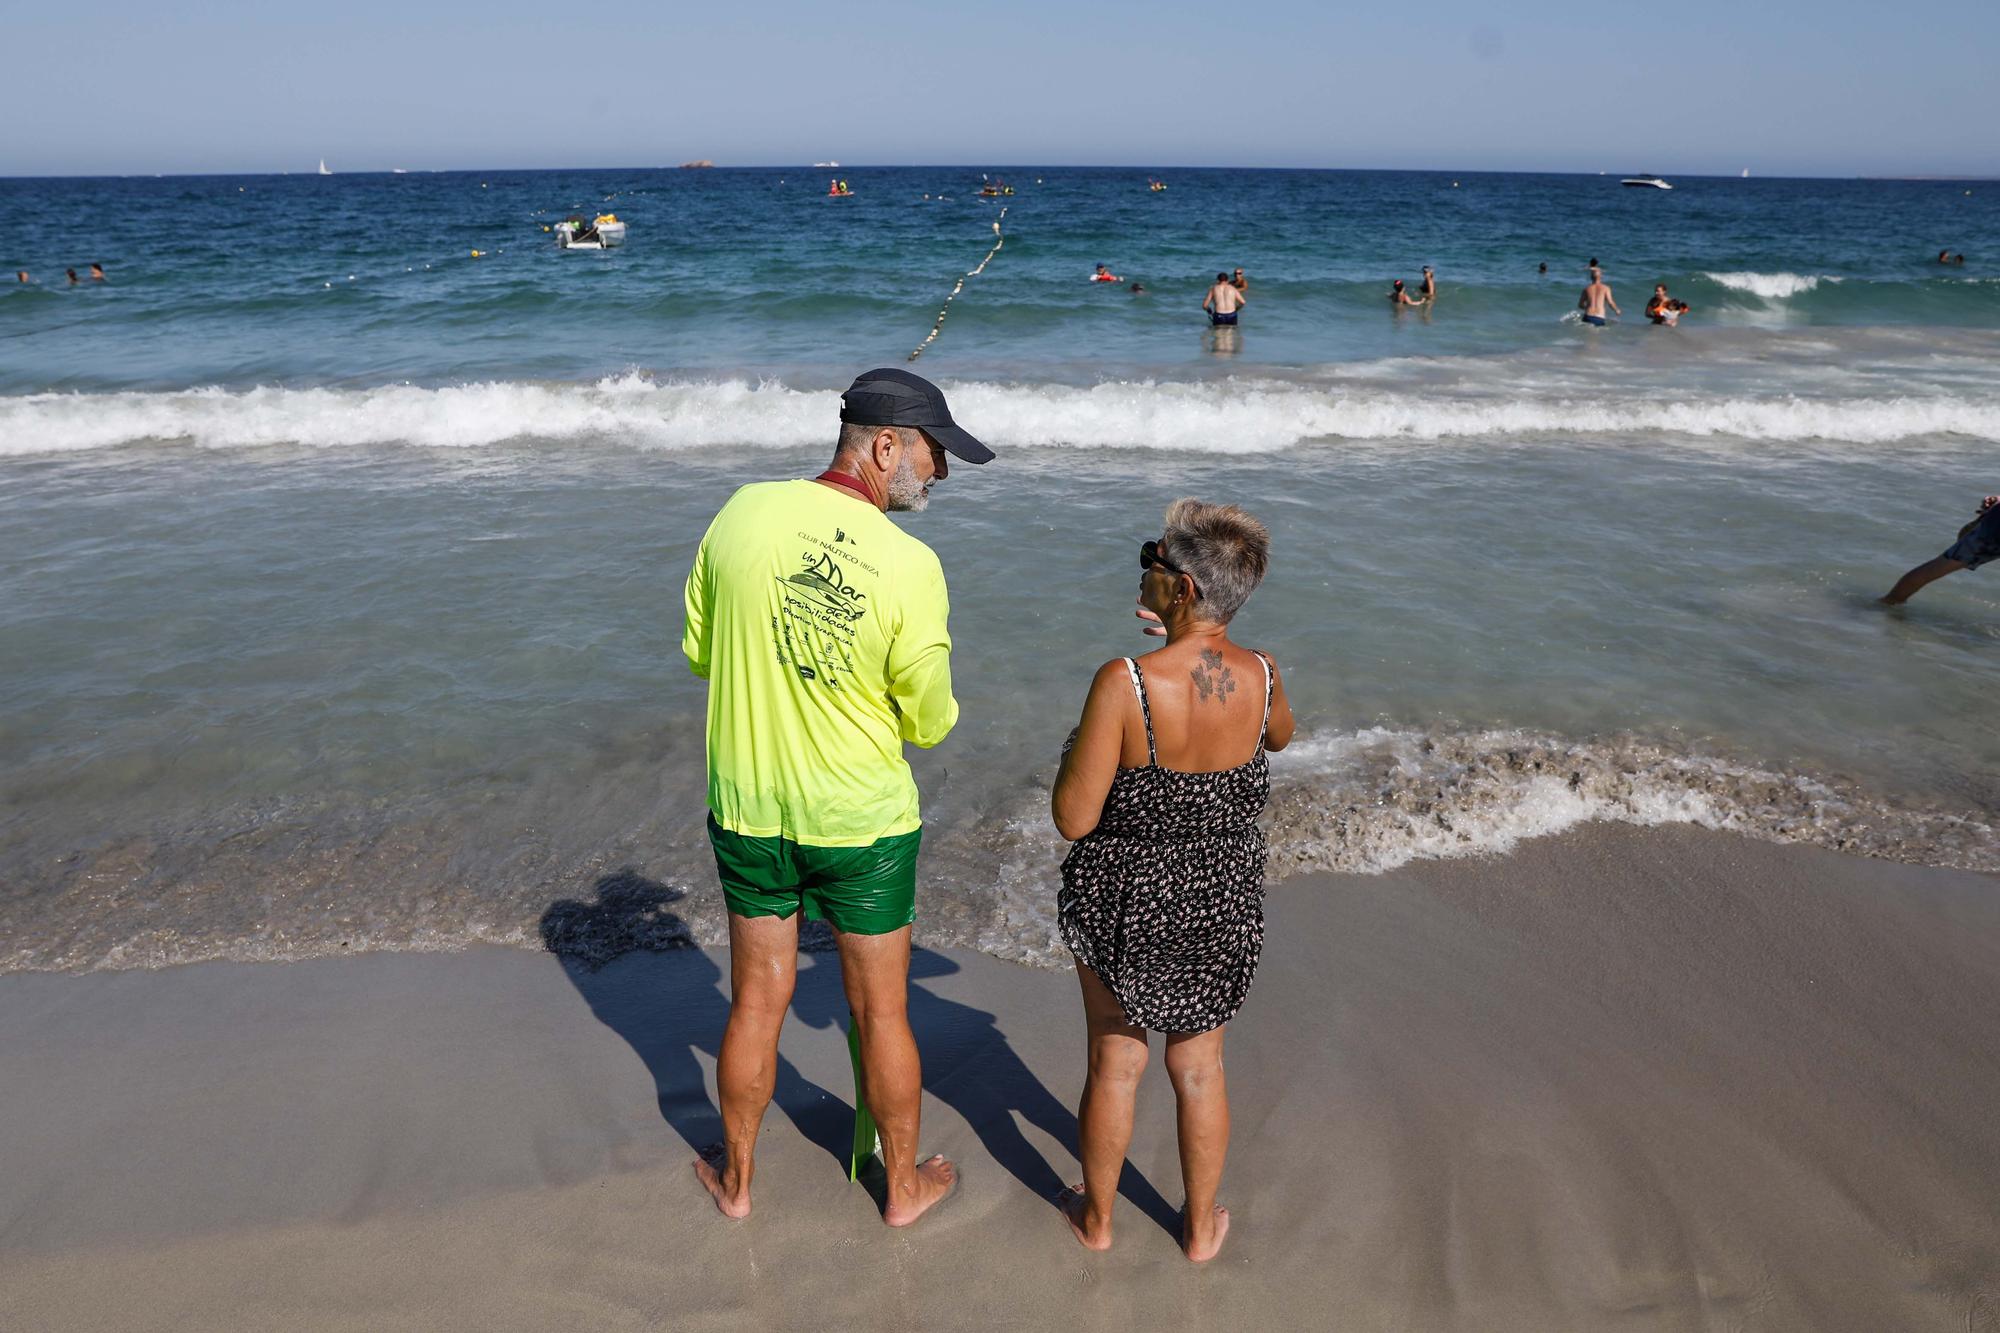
[{"left": 683, "top": 368, "right": 992, "bottom": 1226}]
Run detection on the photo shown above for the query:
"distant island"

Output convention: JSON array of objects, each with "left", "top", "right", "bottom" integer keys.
[{"left": 679, "top": 160, "right": 715, "bottom": 169}]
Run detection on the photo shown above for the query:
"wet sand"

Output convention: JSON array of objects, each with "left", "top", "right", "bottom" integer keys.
[{"left": 3, "top": 824, "right": 1998, "bottom": 1331}]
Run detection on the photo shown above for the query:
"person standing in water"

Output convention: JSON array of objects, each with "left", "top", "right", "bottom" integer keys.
[
  {"left": 1052, "top": 499, "right": 1294, "bottom": 1264},
  {"left": 1231, "top": 267, "right": 1248, "bottom": 292},
  {"left": 1578, "top": 268, "right": 1619, "bottom": 326},
  {"left": 1419, "top": 265, "right": 1436, "bottom": 300},
  {"left": 1204, "top": 272, "right": 1245, "bottom": 325},
  {"left": 1882, "top": 493, "right": 2000, "bottom": 605},
  {"left": 682, "top": 367, "right": 993, "bottom": 1227}
]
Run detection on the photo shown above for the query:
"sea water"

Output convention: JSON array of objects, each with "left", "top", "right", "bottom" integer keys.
[{"left": 2, "top": 167, "right": 1996, "bottom": 971}]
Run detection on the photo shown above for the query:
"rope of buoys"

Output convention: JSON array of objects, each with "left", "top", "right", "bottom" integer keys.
[{"left": 908, "top": 207, "right": 1005, "bottom": 362}]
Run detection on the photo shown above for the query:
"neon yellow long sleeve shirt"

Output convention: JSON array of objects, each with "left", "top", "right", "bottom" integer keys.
[{"left": 683, "top": 479, "right": 959, "bottom": 846}]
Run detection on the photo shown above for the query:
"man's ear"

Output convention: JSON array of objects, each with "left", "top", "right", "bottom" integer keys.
[{"left": 871, "top": 428, "right": 899, "bottom": 471}]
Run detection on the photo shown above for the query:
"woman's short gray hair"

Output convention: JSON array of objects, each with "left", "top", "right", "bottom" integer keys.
[{"left": 1159, "top": 498, "right": 1270, "bottom": 624}]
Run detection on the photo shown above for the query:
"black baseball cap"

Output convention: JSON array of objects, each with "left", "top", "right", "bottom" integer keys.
[{"left": 839, "top": 368, "right": 994, "bottom": 464}]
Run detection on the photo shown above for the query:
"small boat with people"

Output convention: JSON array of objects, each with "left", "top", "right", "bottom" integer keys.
[
  {"left": 979, "top": 179, "right": 1014, "bottom": 198},
  {"left": 827, "top": 179, "right": 853, "bottom": 197},
  {"left": 554, "top": 213, "right": 626, "bottom": 249},
  {"left": 1620, "top": 175, "right": 1673, "bottom": 190},
  {"left": 1148, "top": 178, "right": 1167, "bottom": 192}
]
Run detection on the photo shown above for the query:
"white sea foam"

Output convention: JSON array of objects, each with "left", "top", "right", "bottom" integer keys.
[
  {"left": 1260, "top": 727, "right": 1998, "bottom": 880},
  {"left": 5, "top": 373, "right": 1998, "bottom": 458},
  {"left": 1703, "top": 271, "right": 1838, "bottom": 299}
]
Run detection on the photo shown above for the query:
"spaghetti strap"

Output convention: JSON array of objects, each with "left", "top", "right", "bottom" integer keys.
[
  {"left": 1124, "top": 658, "right": 1157, "bottom": 766},
  {"left": 1256, "top": 653, "right": 1273, "bottom": 752}
]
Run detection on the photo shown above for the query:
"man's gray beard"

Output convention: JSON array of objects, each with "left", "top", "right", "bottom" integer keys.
[{"left": 885, "top": 456, "right": 930, "bottom": 512}]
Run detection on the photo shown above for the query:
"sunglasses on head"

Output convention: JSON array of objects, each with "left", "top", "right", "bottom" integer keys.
[{"left": 1140, "top": 539, "right": 1200, "bottom": 595}]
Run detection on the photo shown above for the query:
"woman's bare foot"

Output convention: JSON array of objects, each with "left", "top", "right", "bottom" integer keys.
[
  {"left": 1056, "top": 1183, "right": 1113, "bottom": 1251},
  {"left": 883, "top": 1154, "right": 957, "bottom": 1227},
  {"left": 1182, "top": 1204, "right": 1229, "bottom": 1262},
  {"left": 692, "top": 1146, "right": 751, "bottom": 1219}
]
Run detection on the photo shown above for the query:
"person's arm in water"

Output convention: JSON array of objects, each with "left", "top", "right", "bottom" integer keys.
[
  {"left": 885, "top": 551, "right": 960, "bottom": 747},
  {"left": 1249, "top": 651, "right": 1295, "bottom": 752},
  {"left": 1607, "top": 288, "right": 1621, "bottom": 316},
  {"left": 1203, "top": 287, "right": 1215, "bottom": 312},
  {"left": 1881, "top": 495, "right": 1996, "bottom": 604},
  {"left": 680, "top": 528, "right": 716, "bottom": 679},
  {"left": 1051, "top": 660, "right": 1133, "bottom": 840}
]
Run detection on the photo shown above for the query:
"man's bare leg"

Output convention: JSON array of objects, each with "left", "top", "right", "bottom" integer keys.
[
  {"left": 835, "top": 924, "right": 955, "bottom": 1226},
  {"left": 693, "top": 912, "right": 800, "bottom": 1218},
  {"left": 1062, "top": 962, "right": 1148, "bottom": 1251},
  {"left": 1164, "top": 1026, "right": 1231, "bottom": 1262},
  {"left": 1882, "top": 555, "right": 1966, "bottom": 605}
]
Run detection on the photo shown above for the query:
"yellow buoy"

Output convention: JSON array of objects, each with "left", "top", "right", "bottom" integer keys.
[{"left": 471, "top": 249, "right": 484, "bottom": 258}]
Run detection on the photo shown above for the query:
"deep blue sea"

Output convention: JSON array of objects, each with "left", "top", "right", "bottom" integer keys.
[{"left": 3, "top": 167, "right": 1997, "bottom": 972}]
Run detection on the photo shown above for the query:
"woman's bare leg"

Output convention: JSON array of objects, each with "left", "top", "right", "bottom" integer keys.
[
  {"left": 1062, "top": 961, "right": 1148, "bottom": 1250},
  {"left": 1164, "top": 1025, "right": 1231, "bottom": 1262}
]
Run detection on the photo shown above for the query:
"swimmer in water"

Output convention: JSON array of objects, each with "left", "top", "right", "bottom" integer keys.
[
  {"left": 1646, "top": 283, "right": 1670, "bottom": 323},
  {"left": 1419, "top": 266, "right": 1436, "bottom": 300},
  {"left": 1578, "top": 270, "right": 1619, "bottom": 326},
  {"left": 14, "top": 270, "right": 27, "bottom": 283},
  {"left": 1093, "top": 263, "right": 1122, "bottom": 283},
  {"left": 90, "top": 262, "right": 105, "bottom": 281},
  {"left": 1129, "top": 281, "right": 1147, "bottom": 294},
  {"left": 1388, "top": 278, "right": 1423, "bottom": 307},
  {"left": 66, "top": 268, "right": 79, "bottom": 285},
  {"left": 1231, "top": 267, "right": 1248, "bottom": 292},
  {"left": 1882, "top": 493, "right": 2000, "bottom": 605},
  {"left": 1938, "top": 250, "right": 1953, "bottom": 264},
  {"left": 1204, "top": 272, "right": 1245, "bottom": 324},
  {"left": 1539, "top": 262, "right": 1548, "bottom": 274}
]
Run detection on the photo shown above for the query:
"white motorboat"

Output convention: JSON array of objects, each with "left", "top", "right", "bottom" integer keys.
[
  {"left": 554, "top": 213, "right": 627, "bottom": 249},
  {"left": 1620, "top": 175, "right": 1672, "bottom": 190}
]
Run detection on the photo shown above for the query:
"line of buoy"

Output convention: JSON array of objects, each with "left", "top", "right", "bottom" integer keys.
[{"left": 908, "top": 207, "right": 1006, "bottom": 362}]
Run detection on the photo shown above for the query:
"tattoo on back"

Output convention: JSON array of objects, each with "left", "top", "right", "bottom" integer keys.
[{"left": 1191, "top": 648, "right": 1237, "bottom": 703}]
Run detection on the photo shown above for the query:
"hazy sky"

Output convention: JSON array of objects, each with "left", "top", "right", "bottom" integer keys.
[{"left": 5, "top": 0, "right": 1995, "bottom": 178}]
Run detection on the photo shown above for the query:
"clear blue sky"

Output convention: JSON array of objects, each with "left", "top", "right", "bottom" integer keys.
[{"left": 6, "top": 0, "right": 1996, "bottom": 178}]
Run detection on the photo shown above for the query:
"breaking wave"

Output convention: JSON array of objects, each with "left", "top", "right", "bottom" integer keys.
[
  {"left": 1260, "top": 728, "right": 1996, "bottom": 880},
  {"left": 1702, "top": 271, "right": 1838, "bottom": 299},
  {"left": 6, "top": 373, "right": 2000, "bottom": 457}
]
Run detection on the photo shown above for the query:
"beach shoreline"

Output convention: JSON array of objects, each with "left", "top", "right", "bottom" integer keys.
[{"left": 4, "top": 823, "right": 1997, "bottom": 1331}]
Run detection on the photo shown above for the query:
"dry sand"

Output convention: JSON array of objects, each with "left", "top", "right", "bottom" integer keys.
[{"left": 3, "top": 824, "right": 1999, "bottom": 1331}]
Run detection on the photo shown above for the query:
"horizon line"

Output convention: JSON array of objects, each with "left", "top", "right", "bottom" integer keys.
[{"left": 3, "top": 163, "right": 1998, "bottom": 183}]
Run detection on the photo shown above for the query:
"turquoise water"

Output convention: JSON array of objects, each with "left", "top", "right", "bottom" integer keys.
[{"left": 2, "top": 168, "right": 1997, "bottom": 972}]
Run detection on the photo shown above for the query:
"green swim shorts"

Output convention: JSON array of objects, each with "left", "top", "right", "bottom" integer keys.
[{"left": 706, "top": 814, "right": 921, "bottom": 936}]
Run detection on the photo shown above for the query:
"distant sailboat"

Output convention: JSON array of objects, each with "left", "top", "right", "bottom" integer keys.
[
  {"left": 318, "top": 159, "right": 332, "bottom": 175},
  {"left": 1740, "top": 167, "right": 1751, "bottom": 178}
]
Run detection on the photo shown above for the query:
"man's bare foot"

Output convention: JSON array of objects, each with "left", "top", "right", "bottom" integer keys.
[
  {"left": 1056, "top": 1183, "right": 1113, "bottom": 1251},
  {"left": 883, "top": 1154, "right": 957, "bottom": 1227},
  {"left": 1183, "top": 1204, "right": 1229, "bottom": 1262},
  {"left": 693, "top": 1146, "right": 751, "bottom": 1219}
]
